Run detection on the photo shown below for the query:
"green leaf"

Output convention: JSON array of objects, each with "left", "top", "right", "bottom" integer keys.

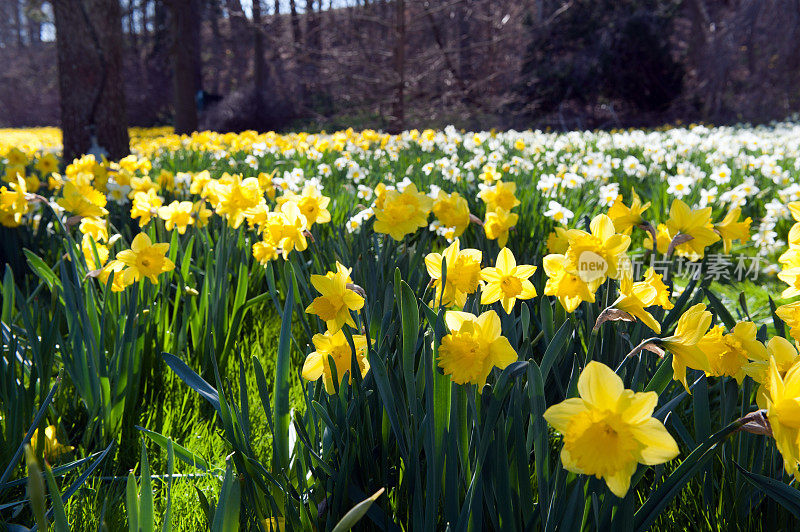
[
  {"left": 634, "top": 418, "right": 744, "bottom": 532},
  {"left": 25, "top": 446, "right": 47, "bottom": 532},
  {"left": 399, "top": 279, "right": 420, "bottom": 407},
  {"left": 127, "top": 472, "right": 140, "bottom": 532},
  {"left": 272, "top": 264, "right": 295, "bottom": 474},
  {"left": 331, "top": 488, "right": 385, "bottom": 532},
  {"left": 734, "top": 462, "right": 800, "bottom": 519},
  {"left": 541, "top": 320, "right": 572, "bottom": 381},
  {"left": 703, "top": 288, "right": 736, "bottom": 329},
  {"left": 23, "top": 249, "right": 61, "bottom": 292},
  {"left": 643, "top": 354, "right": 674, "bottom": 394},
  {"left": 43, "top": 463, "right": 69, "bottom": 532},
  {"left": 528, "top": 362, "right": 550, "bottom": 512},
  {"left": 162, "top": 440, "right": 174, "bottom": 532},
  {"left": 135, "top": 426, "right": 209, "bottom": 472},
  {"left": 140, "top": 441, "right": 155, "bottom": 532},
  {"left": 211, "top": 461, "right": 241, "bottom": 532},
  {"left": 162, "top": 353, "right": 221, "bottom": 415}
]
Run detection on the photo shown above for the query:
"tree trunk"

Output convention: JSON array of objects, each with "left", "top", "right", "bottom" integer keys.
[
  {"left": 253, "top": 0, "right": 265, "bottom": 98},
  {"left": 167, "top": 0, "right": 201, "bottom": 134},
  {"left": 457, "top": 0, "right": 470, "bottom": 84},
  {"left": 127, "top": 0, "right": 137, "bottom": 49},
  {"left": 391, "top": 0, "right": 405, "bottom": 132},
  {"left": 14, "top": 0, "right": 24, "bottom": 47},
  {"left": 52, "top": 0, "right": 130, "bottom": 162},
  {"left": 289, "top": 0, "right": 301, "bottom": 46},
  {"left": 26, "top": 2, "right": 42, "bottom": 45}
]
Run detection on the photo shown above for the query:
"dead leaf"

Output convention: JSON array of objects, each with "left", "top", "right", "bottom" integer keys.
[
  {"left": 735, "top": 410, "right": 772, "bottom": 437},
  {"left": 346, "top": 283, "right": 367, "bottom": 298},
  {"left": 469, "top": 213, "right": 484, "bottom": 227},
  {"left": 594, "top": 308, "right": 635, "bottom": 331},
  {"left": 667, "top": 233, "right": 694, "bottom": 257},
  {"left": 626, "top": 339, "right": 666, "bottom": 358}
]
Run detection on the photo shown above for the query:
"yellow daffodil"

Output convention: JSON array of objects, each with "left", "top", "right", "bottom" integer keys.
[
  {"left": 6, "top": 147, "right": 28, "bottom": 166},
  {"left": 24, "top": 173, "right": 41, "bottom": 193},
  {"left": 478, "top": 180, "right": 520, "bottom": 213},
  {"left": 546, "top": 226, "right": 570, "bottom": 254},
  {"left": 79, "top": 217, "right": 108, "bottom": 243},
  {"left": 111, "top": 232, "right": 174, "bottom": 285},
  {"left": 543, "top": 361, "right": 679, "bottom": 498},
  {"left": 189, "top": 170, "right": 213, "bottom": 197},
  {"left": 425, "top": 239, "right": 482, "bottom": 308},
  {"left": 129, "top": 175, "right": 159, "bottom": 196},
  {"left": 698, "top": 322, "right": 766, "bottom": 382},
  {"left": 543, "top": 254, "right": 595, "bottom": 313},
  {"left": 643, "top": 223, "right": 672, "bottom": 255},
  {"left": 640, "top": 268, "right": 673, "bottom": 310},
  {"left": 213, "top": 174, "right": 264, "bottom": 229},
  {"left": 437, "top": 310, "right": 517, "bottom": 389},
  {"left": 272, "top": 201, "right": 308, "bottom": 258},
  {"left": 611, "top": 273, "right": 661, "bottom": 333},
  {"left": 480, "top": 247, "right": 537, "bottom": 314},
  {"left": 26, "top": 152, "right": 51, "bottom": 176},
  {"left": 4, "top": 164, "right": 25, "bottom": 183},
  {"left": 157, "top": 169, "right": 175, "bottom": 191},
  {"left": 276, "top": 184, "right": 331, "bottom": 228},
  {"left": 98, "top": 260, "right": 130, "bottom": 292},
  {"left": 777, "top": 302, "right": 800, "bottom": 343},
  {"left": 81, "top": 234, "right": 109, "bottom": 271},
  {"left": 305, "top": 262, "right": 365, "bottom": 332},
  {"left": 432, "top": 191, "right": 470, "bottom": 237},
  {"left": 744, "top": 336, "right": 800, "bottom": 387},
  {"left": 48, "top": 172, "right": 65, "bottom": 192},
  {"left": 57, "top": 180, "right": 108, "bottom": 219},
  {"left": 763, "top": 358, "right": 800, "bottom": 480},
  {"left": 373, "top": 183, "right": 433, "bottom": 241},
  {"left": 158, "top": 200, "right": 195, "bottom": 234},
  {"left": 664, "top": 199, "right": 720, "bottom": 260},
  {"left": 302, "top": 329, "right": 369, "bottom": 394},
  {"left": 372, "top": 183, "right": 388, "bottom": 211},
  {"left": 192, "top": 200, "right": 213, "bottom": 228},
  {"left": 252, "top": 236, "right": 280, "bottom": 265},
  {"left": 245, "top": 203, "right": 270, "bottom": 229},
  {"left": 565, "top": 214, "right": 631, "bottom": 281},
  {"left": 130, "top": 189, "right": 164, "bottom": 227},
  {"left": 715, "top": 207, "right": 751, "bottom": 254},
  {"left": 660, "top": 303, "right": 712, "bottom": 391},
  {"left": 0, "top": 175, "right": 30, "bottom": 227},
  {"left": 257, "top": 171, "right": 277, "bottom": 200},
  {"left": 484, "top": 207, "right": 518, "bottom": 247},
  {"left": 30, "top": 425, "right": 74, "bottom": 461},
  {"left": 607, "top": 190, "right": 651, "bottom": 235}
]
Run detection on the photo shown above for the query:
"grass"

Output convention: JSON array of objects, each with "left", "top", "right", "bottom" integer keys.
[
  {"left": 48, "top": 276, "right": 783, "bottom": 530},
  {"left": 57, "top": 303, "right": 308, "bottom": 531}
]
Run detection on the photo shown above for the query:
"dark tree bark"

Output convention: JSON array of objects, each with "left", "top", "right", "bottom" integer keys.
[
  {"left": 126, "top": 0, "right": 137, "bottom": 49},
  {"left": 26, "top": 0, "right": 43, "bottom": 45},
  {"left": 166, "top": 0, "right": 201, "bottom": 134},
  {"left": 456, "top": 0, "right": 471, "bottom": 83},
  {"left": 289, "top": 0, "right": 301, "bottom": 46},
  {"left": 306, "top": 0, "right": 319, "bottom": 51},
  {"left": 253, "top": 0, "right": 265, "bottom": 97},
  {"left": 391, "top": 0, "right": 406, "bottom": 132},
  {"left": 14, "top": 0, "right": 24, "bottom": 46},
  {"left": 52, "top": 0, "right": 130, "bottom": 162}
]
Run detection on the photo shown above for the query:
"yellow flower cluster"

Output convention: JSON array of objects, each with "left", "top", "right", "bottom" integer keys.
[{"left": 302, "top": 262, "right": 368, "bottom": 394}]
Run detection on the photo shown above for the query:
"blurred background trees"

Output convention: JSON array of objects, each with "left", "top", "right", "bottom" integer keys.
[
  {"left": 1, "top": 0, "right": 800, "bottom": 133},
  {"left": 51, "top": 0, "right": 129, "bottom": 161}
]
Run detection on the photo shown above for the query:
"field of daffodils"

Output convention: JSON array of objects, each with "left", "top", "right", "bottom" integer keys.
[{"left": 2, "top": 123, "right": 800, "bottom": 530}]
